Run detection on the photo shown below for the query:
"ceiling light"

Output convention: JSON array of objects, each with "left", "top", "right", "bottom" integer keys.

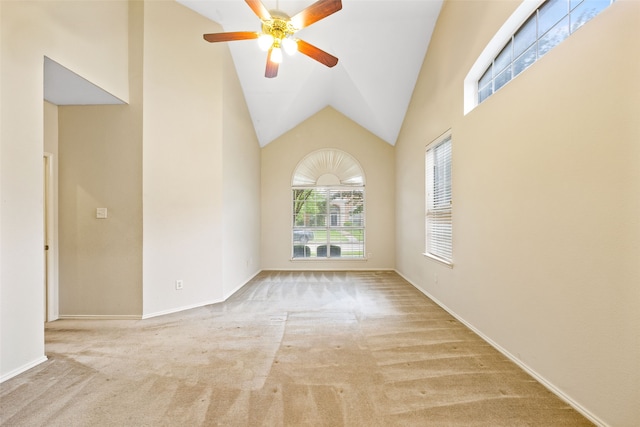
[
  {"left": 258, "top": 33, "right": 274, "bottom": 51},
  {"left": 271, "top": 47, "right": 283, "bottom": 63},
  {"left": 282, "top": 37, "right": 298, "bottom": 55}
]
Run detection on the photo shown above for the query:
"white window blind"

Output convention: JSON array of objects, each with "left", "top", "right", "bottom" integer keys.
[
  {"left": 292, "top": 187, "right": 365, "bottom": 259},
  {"left": 291, "top": 149, "right": 366, "bottom": 260},
  {"left": 426, "top": 136, "right": 452, "bottom": 263}
]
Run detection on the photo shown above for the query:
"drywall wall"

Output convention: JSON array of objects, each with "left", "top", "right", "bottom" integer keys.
[
  {"left": 56, "top": 1, "right": 143, "bottom": 318},
  {"left": 395, "top": 0, "right": 640, "bottom": 425},
  {"left": 221, "top": 46, "right": 262, "bottom": 298},
  {"left": 261, "top": 107, "right": 395, "bottom": 270},
  {"left": 141, "top": 1, "right": 226, "bottom": 317},
  {"left": 1, "top": 0, "right": 129, "bottom": 380},
  {"left": 58, "top": 103, "right": 143, "bottom": 317}
]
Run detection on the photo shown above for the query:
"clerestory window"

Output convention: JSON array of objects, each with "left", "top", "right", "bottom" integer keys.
[
  {"left": 291, "top": 149, "right": 365, "bottom": 260},
  {"left": 465, "top": 0, "right": 615, "bottom": 113}
]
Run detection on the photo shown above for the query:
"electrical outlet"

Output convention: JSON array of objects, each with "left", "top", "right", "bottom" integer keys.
[{"left": 175, "top": 280, "right": 184, "bottom": 290}]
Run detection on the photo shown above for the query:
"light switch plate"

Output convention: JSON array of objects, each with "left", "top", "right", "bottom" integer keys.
[{"left": 96, "top": 208, "right": 108, "bottom": 219}]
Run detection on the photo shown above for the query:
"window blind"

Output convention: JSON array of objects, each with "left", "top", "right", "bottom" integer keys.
[{"left": 426, "top": 137, "right": 452, "bottom": 263}]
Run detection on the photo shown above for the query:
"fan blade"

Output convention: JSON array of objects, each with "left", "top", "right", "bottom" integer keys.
[
  {"left": 203, "top": 31, "right": 258, "bottom": 43},
  {"left": 265, "top": 49, "right": 279, "bottom": 78},
  {"left": 297, "top": 39, "right": 338, "bottom": 67},
  {"left": 291, "top": 0, "right": 342, "bottom": 29},
  {"left": 245, "top": 0, "right": 271, "bottom": 21}
]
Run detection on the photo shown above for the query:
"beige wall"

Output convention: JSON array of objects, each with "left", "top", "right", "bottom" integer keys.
[
  {"left": 141, "top": 0, "right": 262, "bottom": 309},
  {"left": 56, "top": 1, "right": 143, "bottom": 318},
  {"left": 1, "top": 0, "right": 129, "bottom": 380},
  {"left": 395, "top": 1, "right": 640, "bottom": 425},
  {"left": 4, "top": 1, "right": 638, "bottom": 424},
  {"left": 141, "top": 1, "right": 225, "bottom": 316},
  {"left": 222, "top": 47, "right": 262, "bottom": 297},
  {"left": 2, "top": 0, "right": 262, "bottom": 376},
  {"left": 261, "top": 107, "right": 395, "bottom": 270},
  {"left": 58, "top": 104, "right": 143, "bottom": 316}
]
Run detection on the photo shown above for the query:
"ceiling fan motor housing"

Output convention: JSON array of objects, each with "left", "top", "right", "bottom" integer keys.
[{"left": 262, "top": 11, "right": 297, "bottom": 47}]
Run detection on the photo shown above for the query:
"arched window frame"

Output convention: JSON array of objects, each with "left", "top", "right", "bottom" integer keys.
[{"left": 291, "top": 149, "right": 366, "bottom": 260}]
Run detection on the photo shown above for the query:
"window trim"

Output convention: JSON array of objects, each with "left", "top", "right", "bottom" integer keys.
[
  {"left": 464, "top": 0, "right": 543, "bottom": 115},
  {"left": 424, "top": 130, "right": 453, "bottom": 267},
  {"left": 290, "top": 149, "right": 367, "bottom": 262}
]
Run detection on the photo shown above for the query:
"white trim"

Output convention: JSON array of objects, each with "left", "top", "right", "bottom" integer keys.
[
  {"left": 464, "top": 0, "right": 544, "bottom": 115},
  {"left": 290, "top": 257, "right": 370, "bottom": 262},
  {"left": 395, "top": 269, "right": 607, "bottom": 427},
  {"left": 426, "top": 128, "right": 453, "bottom": 150},
  {"left": 223, "top": 270, "right": 261, "bottom": 300},
  {"left": 422, "top": 252, "right": 453, "bottom": 268},
  {"left": 262, "top": 267, "right": 395, "bottom": 272},
  {"left": 144, "top": 272, "right": 260, "bottom": 319},
  {"left": 142, "top": 300, "right": 222, "bottom": 320},
  {"left": 58, "top": 315, "right": 142, "bottom": 320},
  {"left": 43, "top": 152, "right": 59, "bottom": 322},
  {"left": 0, "top": 356, "right": 48, "bottom": 383}
]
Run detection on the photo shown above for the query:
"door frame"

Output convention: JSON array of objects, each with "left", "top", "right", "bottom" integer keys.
[{"left": 43, "top": 152, "right": 58, "bottom": 321}]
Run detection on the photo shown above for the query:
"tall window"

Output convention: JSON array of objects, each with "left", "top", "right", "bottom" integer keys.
[
  {"left": 425, "top": 133, "right": 452, "bottom": 264},
  {"left": 292, "top": 149, "right": 365, "bottom": 259}
]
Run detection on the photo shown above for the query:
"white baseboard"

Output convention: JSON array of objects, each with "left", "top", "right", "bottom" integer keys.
[
  {"left": 261, "top": 267, "right": 396, "bottom": 272},
  {"left": 0, "top": 356, "right": 48, "bottom": 383},
  {"left": 142, "top": 299, "right": 223, "bottom": 320},
  {"left": 58, "top": 314, "right": 141, "bottom": 320},
  {"left": 223, "top": 270, "right": 261, "bottom": 300},
  {"left": 143, "top": 273, "right": 263, "bottom": 319},
  {"left": 141, "top": 269, "right": 398, "bottom": 319},
  {"left": 394, "top": 269, "right": 607, "bottom": 427}
]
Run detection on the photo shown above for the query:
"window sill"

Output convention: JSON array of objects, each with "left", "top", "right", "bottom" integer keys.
[{"left": 423, "top": 253, "right": 453, "bottom": 268}]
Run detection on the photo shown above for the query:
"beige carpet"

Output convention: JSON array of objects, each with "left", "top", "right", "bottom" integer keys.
[{"left": 1, "top": 271, "right": 592, "bottom": 426}]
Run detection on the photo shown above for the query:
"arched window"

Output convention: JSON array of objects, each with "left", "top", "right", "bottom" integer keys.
[{"left": 292, "top": 149, "right": 365, "bottom": 259}]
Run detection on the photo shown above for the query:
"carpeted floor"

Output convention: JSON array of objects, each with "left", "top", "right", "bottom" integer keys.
[{"left": 1, "top": 271, "right": 592, "bottom": 426}]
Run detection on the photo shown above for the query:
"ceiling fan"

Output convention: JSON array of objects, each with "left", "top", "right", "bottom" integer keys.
[{"left": 203, "top": 0, "right": 342, "bottom": 78}]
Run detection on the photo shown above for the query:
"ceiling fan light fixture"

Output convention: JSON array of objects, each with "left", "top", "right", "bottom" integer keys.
[
  {"left": 282, "top": 37, "right": 298, "bottom": 55},
  {"left": 203, "top": 0, "right": 343, "bottom": 78},
  {"left": 258, "top": 33, "right": 274, "bottom": 51},
  {"left": 271, "top": 47, "right": 283, "bottom": 63}
]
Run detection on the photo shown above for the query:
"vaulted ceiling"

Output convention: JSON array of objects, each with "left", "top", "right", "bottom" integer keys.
[
  {"left": 179, "top": 0, "right": 443, "bottom": 146},
  {"left": 44, "top": 1, "right": 444, "bottom": 147}
]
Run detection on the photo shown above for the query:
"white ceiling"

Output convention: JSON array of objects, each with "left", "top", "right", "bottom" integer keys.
[
  {"left": 44, "top": 57, "right": 125, "bottom": 106},
  {"left": 42, "top": 1, "right": 443, "bottom": 147},
  {"left": 179, "top": 0, "right": 443, "bottom": 146}
]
